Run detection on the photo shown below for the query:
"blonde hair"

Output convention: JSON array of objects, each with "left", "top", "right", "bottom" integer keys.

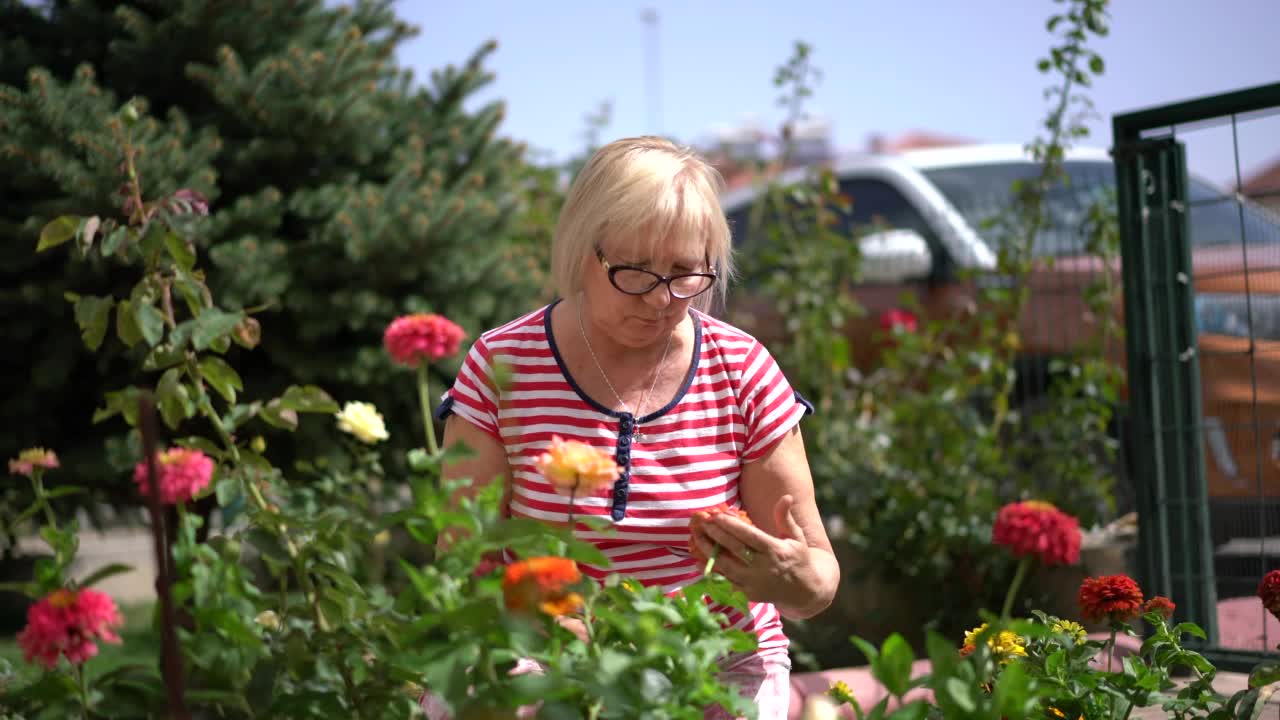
[{"left": 551, "top": 136, "right": 734, "bottom": 312}]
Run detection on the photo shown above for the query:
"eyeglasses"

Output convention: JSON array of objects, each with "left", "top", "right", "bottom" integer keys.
[{"left": 596, "top": 249, "right": 717, "bottom": 299}]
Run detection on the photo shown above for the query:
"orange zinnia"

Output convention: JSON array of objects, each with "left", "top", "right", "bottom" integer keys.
[
  {"left": 502, "top": 557, "right": 583, "bottom": 617},
  {"left": 688, "top": 503, "right": 753, "bottom": 561}
]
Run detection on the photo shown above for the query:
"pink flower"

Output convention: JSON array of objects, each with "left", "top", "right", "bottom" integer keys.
[
  {"left": 8, "top": 447, "right": 59, "bottom": 478},
  {"left": 133, "top": 447, "right": 215, "bottom": 504},
  {"left": 992, "top": 500, "right": 1081, "bottom": 567},
  {"left": 383, "top": 313, "right": 466, "bottom": 366},
  {"left": 17, "top": 588, "right": 123, "bottom": 669}
]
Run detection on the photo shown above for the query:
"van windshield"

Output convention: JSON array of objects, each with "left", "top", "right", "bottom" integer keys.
[{"left": 921, "top": 161, "right": 1280, "bottom": 257}]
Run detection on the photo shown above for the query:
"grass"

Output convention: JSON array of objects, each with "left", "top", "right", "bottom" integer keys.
[{"left": 0, "top": 602, "right": 159, "bottom": 686}]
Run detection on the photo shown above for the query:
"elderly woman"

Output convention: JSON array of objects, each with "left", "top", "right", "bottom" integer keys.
[{"left": 437, "top": 136, "right": 840, "bottom": 718}]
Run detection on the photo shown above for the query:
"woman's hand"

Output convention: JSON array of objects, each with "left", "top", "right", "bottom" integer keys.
[{"left": 690, "top": 494, "right": 836, "bottom": 618}]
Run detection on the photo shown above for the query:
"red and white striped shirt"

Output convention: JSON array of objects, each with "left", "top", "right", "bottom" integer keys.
[{"left": 442, "top": 301, "right": 810, "bottom": 660}]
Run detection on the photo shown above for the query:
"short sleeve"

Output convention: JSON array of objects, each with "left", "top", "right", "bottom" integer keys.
[
  {"left": 739, "top": 340, "right": 810, "bottom": 462},
  {"left": 437, "top": 338, "right": 502, "bottom": 442}
]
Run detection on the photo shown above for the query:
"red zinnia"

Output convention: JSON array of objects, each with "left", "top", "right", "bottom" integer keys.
[
  {"left": 502, "top": 557, "right": 583, "bottom": 617},
  {"left": 1259, "top": 570, "right": 1280, "bottom": 620},
  {"left": 383, "top": 313, "right": 465, "bottom": 367},
  {"left": 17, "top": 588, "right": 123, "bottom": 669},
  {"left": 1143, "top": 596, "right": 1176, "bottom": 620},
  {"left": 688, "top": 503, "right": 753, "bottom": 562},
  {"left": 133, "top": 447, "right": 215, "bottom": 505},
  {"left": 1078, "top": 574, "right": 1144, "bottom": 623},
  {"left": 992, "top": 500, "right": 1081, "bottom": 567},
  {"left": 878, "top": 308, "right": 919, "bottom": 334}
]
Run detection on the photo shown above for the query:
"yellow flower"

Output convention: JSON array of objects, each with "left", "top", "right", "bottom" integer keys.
[
  {"left": 962, "top": 623, "right": 1027, "bottom": 664},
  {"left": 827, "top": 679, "right": 857, "bottom": 706},
  {"left": 1050, "top": 619, "right": 1088, "bottom": 644},
  {"left": 534, "top": 435, "right": 620, "bottom": 496},
  {"left": 335, "top": 401, "right": 389, "bottom": 444}
]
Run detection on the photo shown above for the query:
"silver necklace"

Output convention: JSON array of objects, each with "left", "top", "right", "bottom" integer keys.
[{"left": 577, "top": 296, "right": 674, "bottom": 438}]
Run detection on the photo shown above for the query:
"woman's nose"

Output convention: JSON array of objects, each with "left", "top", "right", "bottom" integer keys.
[{"left": 643, "top": 283, "right": 673, "bottom": 309}]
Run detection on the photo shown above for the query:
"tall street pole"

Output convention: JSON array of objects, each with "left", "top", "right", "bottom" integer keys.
[{"left": 640, "top": 8, "right": 662, "bottom": 135}]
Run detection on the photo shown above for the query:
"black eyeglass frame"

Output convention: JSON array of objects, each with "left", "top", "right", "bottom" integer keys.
[{"left": 594, "top": 248, "right": 718, "bottom": 300}]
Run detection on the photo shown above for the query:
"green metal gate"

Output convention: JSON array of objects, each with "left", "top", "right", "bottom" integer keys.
[{"left": 1114, "top": 82, "right": 1280, "bottom": 672}]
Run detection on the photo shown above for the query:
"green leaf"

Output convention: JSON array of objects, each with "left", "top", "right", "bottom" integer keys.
[
  {"left": 79, "top": 563, "right": 134, "bottom": 589},
  {"left": 73, "top": 295, "right": 114, "bottom": 351},
  {"left": 77, "top": 215, "right": 101, "bottom": 253},
  {"left": 163, "top": 232, "right": 195, "bottom": 272},
  {"left": 116, "top": 299, "right": 143, "bottom": 347},
  {"left": 851, "top": 636, "right": 880, "bottom": 664},
  {"left": 142, "top": 344, "right": 186, "bottom": 372},
  {"left": 100, "top": 225, "right": 127, "bottom": 256},
  {"left": 944, "top": 677, "right": 977, "bottom": 713},
  {"left": 199, "top": 356, "right": 242, "bottom": 404},
  {"left": 1089, "top": 54, "right": 1105, "bottom": 75},
  {"left": 878, "top": 632, "right": 915, "bottom": 697},
  {"left": 278, "top": 385, "right": 339, "bottom": 414},
  {"left": 156, "top": 367, "right": 193, "bottom": 430},
  {"left": 259, "top": 399, "right": 298, "bottom": 431},
  {"left": 192, "top": 309, "right": 243, "bottom": 351},
  {"left": 134, "top": 301, "right": 166, "bottom": 347},
  {"left": 993, "top": 660, "right": 1034, "bottom": 716},
  {"left": 94, "top": 387, "right": 143, "bottom": 426},
  {"left": 1249, "top": 660, "right": 1280, "bottom": 689},
  {"left": 37, "top": 215, "right": 79, "bottom": 252}
]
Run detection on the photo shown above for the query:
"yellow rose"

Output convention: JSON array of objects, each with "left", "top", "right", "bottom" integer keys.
[
  {"left": 534, "top": 435, "right": 619, "bottom": 496},
  {"left": 255, "top": 610, "right": 281, "bottom": 631},
  {"left": 335, "top": 401, "right": 389, "bottom": 444}
]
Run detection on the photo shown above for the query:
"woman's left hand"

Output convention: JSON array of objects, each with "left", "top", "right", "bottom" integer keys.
[{"left": 690, "top": 494, "right": 823, "bottom": 610}]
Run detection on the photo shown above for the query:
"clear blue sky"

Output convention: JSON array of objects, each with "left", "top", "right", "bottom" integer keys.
[{"left": 396, "top": 0, "right": 1280, "bottom": 184}]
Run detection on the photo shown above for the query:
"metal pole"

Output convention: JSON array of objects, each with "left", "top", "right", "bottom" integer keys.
[{"left": 640, "top": 8, "right": 662, "bottom": 135}]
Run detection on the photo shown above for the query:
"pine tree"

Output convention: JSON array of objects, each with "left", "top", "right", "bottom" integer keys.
[{"left": 0, "top": 0, "right": 554, "bottom": 516}]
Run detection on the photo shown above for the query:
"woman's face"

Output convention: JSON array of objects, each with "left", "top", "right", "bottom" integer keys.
[{"left": 582, "top": 234, "right": 709, "bottom": 350}]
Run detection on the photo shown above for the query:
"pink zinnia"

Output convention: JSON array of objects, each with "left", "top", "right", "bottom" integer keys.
[
  {"left": 133, "top": 447, "right": 215, "bottom": 504},
  {"left": 17, "top": 588, "right": 123, "bottom": 669},
  {"left": 992, "top": 500, "right": 1081, "bottom": 567},
  {"left": 383, "top": 313, "right": 465, "bottom": 367},
  {"left": 8, "top": 447, "right": 59, "bottom": 477}
]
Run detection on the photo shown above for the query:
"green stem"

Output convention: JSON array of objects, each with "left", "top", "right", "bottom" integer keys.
[
  {"left": 244, "top": 479, "right": 328, "bottom": 632},
  {"left": 568, "top": 479, "right": 578, "bottom": 532},
  {"left": 703, "top": 545, "right": 720, "bottom": 577},
  {"left": 1001, "top": 556, "right": 1032, "bottom": 619},
  {"left": 31, "top": 470, "right": 59, "bottom": 534},
  {"left": 417, "top": 362, "right": 439, "bottom": 457},
  {"left": 75, "top": 662, "right": 90, "bottom": 719},
  {"left": 1108, "top": 626, "right": 1117, "bottom": 673}
]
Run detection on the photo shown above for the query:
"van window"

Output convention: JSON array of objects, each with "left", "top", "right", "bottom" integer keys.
[{"left": 836, "top": 178, "right": 933, "bottom": 240}]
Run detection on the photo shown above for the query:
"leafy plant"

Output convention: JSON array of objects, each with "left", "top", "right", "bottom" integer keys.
[{"left": 0, "top": 100, "right": 756, "bottom": 719}]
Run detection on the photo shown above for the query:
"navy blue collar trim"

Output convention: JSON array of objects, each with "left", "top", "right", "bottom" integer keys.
[{"left": 543, "top": 298, "right": 702, "bottom": 423}]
